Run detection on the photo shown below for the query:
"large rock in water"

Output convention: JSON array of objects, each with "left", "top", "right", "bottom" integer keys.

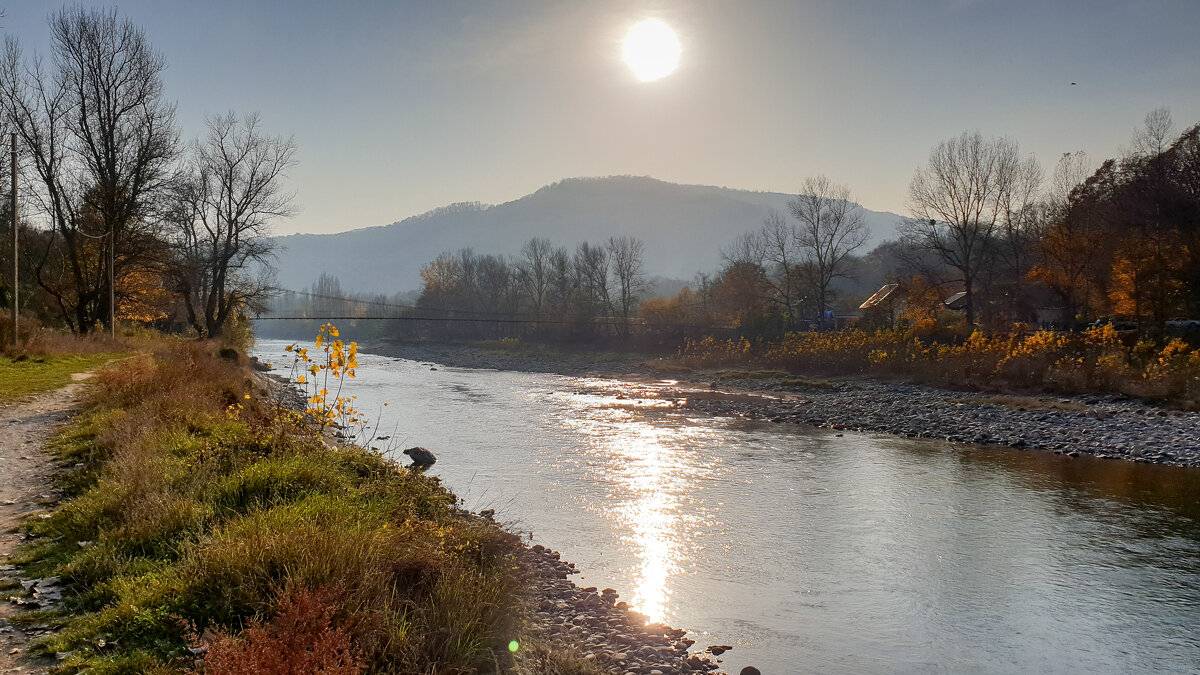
[{"left": 402, "top": 446, "right": 437, "bottom": 471}]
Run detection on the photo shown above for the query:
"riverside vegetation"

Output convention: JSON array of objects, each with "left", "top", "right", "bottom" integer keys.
[
  {"left": 677, "top": 323, "right": 1200, "bottom": 408},
  {"left": 5, "top": 330, "right": 624, "bottom": 674}
]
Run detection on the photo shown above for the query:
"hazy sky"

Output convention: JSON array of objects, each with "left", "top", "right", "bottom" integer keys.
[{"left": 6, "top": 1, "right": 1200, "bottom": 235}]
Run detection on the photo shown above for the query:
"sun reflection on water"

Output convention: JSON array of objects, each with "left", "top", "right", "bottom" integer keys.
[{"left": 563, "top": 378, "right": 720, "bottom": 624}]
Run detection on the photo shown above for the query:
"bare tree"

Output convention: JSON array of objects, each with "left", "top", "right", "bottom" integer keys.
[
  {"left": 573, "top": 241, "right": 610, "bottom": 328},
  {"left": 902, "top": 131, "right": 1034, "bottom": 327},
  {"left": 517, "top": 236, "right": 551, "bottom": 321},
  {"left": 1, "top": 8, "right": 178, "bottom": 333},
  {"left": 1129, "top": 107, "right": 1174, "bottom": 159},
  {"left": 994, "top": 156, "right": 1043, "bottom": 318},
  {"left": 547, "top": 245, "right": 573, "bottom": 317},
  {"left": 789, "top": 175, "right": 868, "bottom": 328},
  {"left": 168, "top": 112, "right": 296, "bottom": 338},
  {"left": 757, "top": 208, "right": 803, "bottom": 327},
  {"left": 53, "top": 7, "right": 179, "bottom": 330},
  {"left": 606, "top": 235, "right": 646, "bottom": 334}
]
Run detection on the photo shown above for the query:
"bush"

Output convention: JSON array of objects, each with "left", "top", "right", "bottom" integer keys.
[{"left": 192, "top": 586, "right": 363, "bottom": 675}]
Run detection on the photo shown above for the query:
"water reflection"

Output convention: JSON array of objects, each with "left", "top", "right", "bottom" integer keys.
[{"left": 562, "top": 379, "right": 720, "bottom": 624}]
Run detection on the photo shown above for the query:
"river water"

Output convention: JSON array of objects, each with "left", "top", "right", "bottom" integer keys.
[{"left": 252, "top": 340, "right": 1200, "bottom": 674}]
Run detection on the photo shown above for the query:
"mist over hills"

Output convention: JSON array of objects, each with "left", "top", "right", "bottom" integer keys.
[{"left": 272, "top": 176, "right": 903, "bottom": 295}]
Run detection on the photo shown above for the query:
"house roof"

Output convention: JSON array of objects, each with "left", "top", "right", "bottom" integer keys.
[
  {"left": 943, "top": 291, "right": 969, "bottom": 310},
  {"left": 859, "top": 283, "right": 903, "bottom": 310}
]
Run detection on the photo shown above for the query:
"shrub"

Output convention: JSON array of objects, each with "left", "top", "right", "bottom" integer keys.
[
  {"left": 679, "top": 325, "right": 1200, "bottom": 405},
  {"left": 193, "top": 586, "right": 364, "bottom": 675}
]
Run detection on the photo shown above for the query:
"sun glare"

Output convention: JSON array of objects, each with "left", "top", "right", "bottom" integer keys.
[{"left": 622, "top": 19, "right": 681, "bottom": 82}]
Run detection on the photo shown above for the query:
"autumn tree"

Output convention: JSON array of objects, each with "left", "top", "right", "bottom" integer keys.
[
  {"left": 167, "top": 112, "right": 296, "bottom": 338},
  {"left": 1028, "top": 151, "right": 1098, "bottom": 323},
  {"left": 902, "top": 130, "right": 1037, "bottom": 327}
]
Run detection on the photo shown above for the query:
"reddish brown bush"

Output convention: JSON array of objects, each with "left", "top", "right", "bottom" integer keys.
[{"left": 195, "top": 586, "right": 364, "bottom": 675}]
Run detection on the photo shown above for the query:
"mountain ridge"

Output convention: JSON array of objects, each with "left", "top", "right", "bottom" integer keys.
[{"left": 272, "top": 176, "right": 903, "bottom": 294}]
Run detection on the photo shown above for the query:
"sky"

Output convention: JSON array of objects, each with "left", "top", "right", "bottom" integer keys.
[{"left": 5, "top": 0, "right": 1200, "bottom": 236}]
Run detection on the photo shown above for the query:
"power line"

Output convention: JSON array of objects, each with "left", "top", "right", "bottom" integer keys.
[{"left": 255, "top": 314, "right": 732, "bottom": 331}]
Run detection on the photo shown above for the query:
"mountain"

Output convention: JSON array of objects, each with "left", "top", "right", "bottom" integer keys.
[{"left": 271, "top": 176, "right": 904, "bottom": 294}]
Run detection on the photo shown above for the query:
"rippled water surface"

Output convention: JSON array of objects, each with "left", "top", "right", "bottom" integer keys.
[{"left": 254, "top": 340, "right": 1200, "bottom": 674}]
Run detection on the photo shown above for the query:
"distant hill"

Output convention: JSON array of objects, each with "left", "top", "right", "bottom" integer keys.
[{"left": 272, "top": 176, "right": 904, "bottom": 294}]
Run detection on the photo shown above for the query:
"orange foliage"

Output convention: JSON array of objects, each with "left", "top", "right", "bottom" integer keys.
[
  {"left": 116, "top": 268, "right": 172, "bottom": 323},
  {"left": 194, "top": 586, "right": 364, "bottom": 675}
]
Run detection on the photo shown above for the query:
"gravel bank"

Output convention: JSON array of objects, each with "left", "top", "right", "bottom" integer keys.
[
  {"left": 684, "top": 377, "right": 1200, "bottom": 467},
  {"left": 518, "top": 543, "right": 729, "bottom": 674}
]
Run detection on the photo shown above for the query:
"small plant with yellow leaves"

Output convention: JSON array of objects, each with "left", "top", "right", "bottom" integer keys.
[{"left": 285, "top": 324, "right": 368, "bottom": 442}]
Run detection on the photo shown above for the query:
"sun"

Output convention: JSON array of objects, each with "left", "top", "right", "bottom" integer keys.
[{"left": 622, "top": 19, "right": 680, "bottom": 82}]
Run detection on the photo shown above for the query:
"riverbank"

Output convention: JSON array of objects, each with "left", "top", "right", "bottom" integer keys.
[
  {"left": 366, "top": 340, "right": 1200, "bottom": 467},
  {"left": 4, "top": 338, "right": 728, "bottom": 674}
]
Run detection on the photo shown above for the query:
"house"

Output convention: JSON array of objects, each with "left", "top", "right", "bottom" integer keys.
[{"left": 859, "top": 283, "right": 907, "bottom": 327}]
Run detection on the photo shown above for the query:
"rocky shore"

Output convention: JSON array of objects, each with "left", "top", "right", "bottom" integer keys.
[
  {"left": 682, "top": 376, "right": 1200, "bottom": 467},
  {"left": 517, "top": 542, "right": 730, "bottom": 674}
]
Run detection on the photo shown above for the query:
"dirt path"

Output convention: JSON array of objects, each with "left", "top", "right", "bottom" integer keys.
[{"left": 0, "top": 374, "right": 92, "bottom": 674}]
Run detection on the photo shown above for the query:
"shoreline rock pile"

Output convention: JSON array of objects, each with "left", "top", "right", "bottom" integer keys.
[{"left": 519, "top": 543, "right": 726, "bottom": 674}]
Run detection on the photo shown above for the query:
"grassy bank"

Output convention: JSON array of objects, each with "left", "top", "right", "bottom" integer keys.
[
  {"left": 679, "top": 325, "right": 1200, "bottom": 407},
  {"left": 0, "top": 353, "right": 125, "bottom": 402},
  {"left": 13, "top": 337, "right": 589, "bottom": 674}
]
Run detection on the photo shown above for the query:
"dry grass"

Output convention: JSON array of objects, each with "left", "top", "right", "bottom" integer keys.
[
  {"left": 18, "top": 337, "right": 533, "bottom": 673},
  {"left": 679, "top": 325, "right": 1200, "bottom": 406}
]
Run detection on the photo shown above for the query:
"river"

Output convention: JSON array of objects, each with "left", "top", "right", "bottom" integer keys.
[{"left": 252, "top": 339, "right": 1200, "bottom": 674}]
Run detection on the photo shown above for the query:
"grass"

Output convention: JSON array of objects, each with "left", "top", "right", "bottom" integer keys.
[
  {"left": 11, "top": 336, "right": 565, "bottom": 673},
  {"left": 0, "top": 352, "right": 126, "bottom": 402}
]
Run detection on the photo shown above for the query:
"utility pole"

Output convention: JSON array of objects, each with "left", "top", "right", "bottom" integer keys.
[
  {"left": 109, "top": 230, "right": 115, "bottom": 340},
  {"left": 9, "top": 133, "right": 16, "bottom": 348}
]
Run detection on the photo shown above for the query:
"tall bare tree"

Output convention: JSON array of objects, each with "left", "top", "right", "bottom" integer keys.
[
  {"left": 517, "top": 236, "right": 551, "bottom": 321},
  {"left": 1129, "top": 107, "right": 1174, "bottom": 159},
  {"left": 606, "top": 235, "right": 646, "bottom": 334},
  {"left": 902, "top": 131, "right": 1035, "bottom": 326},
  {"left": 757, "top": 208, "right": 803, "bottom": 327},
  {"left": 0, "top": 8, "right": 178, "bottom": 333},
  {"left": 789, "top": 175, "right": 868, "bottom": 328},
  {"left": 994, "top": 155, "right": 1043, "bottom": 318},
  {"left": 573, "top": 241, "right": 610, "bottom": 326},
  {"left": 168, "top": 112, "right": 296, "bottom": 338}
]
